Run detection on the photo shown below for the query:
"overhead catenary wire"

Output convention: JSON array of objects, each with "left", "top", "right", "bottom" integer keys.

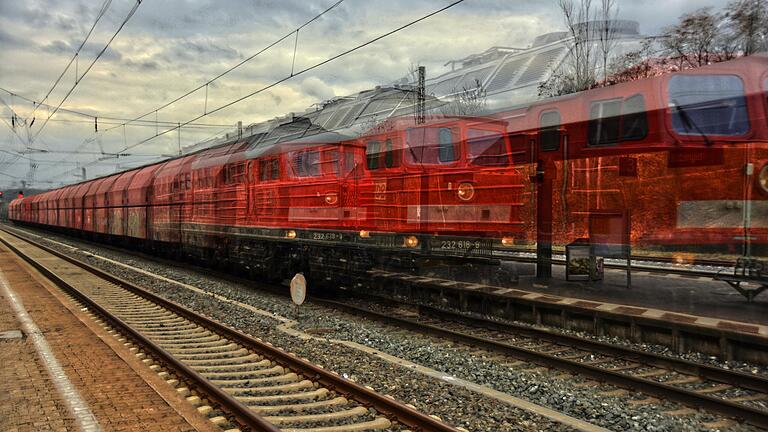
[
  {"left": 116, "top": 0, "right": 467, "bottom": 155},
  {"left": 28, "top": 0, "right": 113, "bottom": 120},
  {"left": 0, "top": 87, "right": 233, "bottom": 127},
  {"left": 101, "top": 0, "right": 346, "bottom": 134},
  {"left": 40, "top": 0, "right": 468, "bottom": 184},
  {"left": 29, "top": 0, "right": 144, "bottom": 144}
]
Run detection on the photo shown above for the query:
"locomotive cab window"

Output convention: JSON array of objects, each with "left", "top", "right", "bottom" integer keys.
[
  {"left": 668, "top": 74, "right": 749, "bottom": 136},
  {"left": 293, "top": 151, "right": 321, "bottom": 177},
  {"left": 539, "top": 111, "right": 560, "bottom": 151},
  {"left": 366, "top": 140, "right": 381, "bottom": 170},
  {"left": 322, "top": 149, "right": 340, "bottom": 176},
  {"left": 405, "top": 127, "right": 458, "bottom": 165},
  {"left": 467, "top": 129, "right": 510, "bottom": 166},
  {"left": 384, "top": 139, "right": 400, "bottom": 168},
  {"left": 259, "top": 158, "right": 280, "bottom": 181},
  {"left": 260, "top": 160, "right": 269, "bottom": 181},
  {"left": 343, "top": 150, "right": 358, "bottom": 176}
]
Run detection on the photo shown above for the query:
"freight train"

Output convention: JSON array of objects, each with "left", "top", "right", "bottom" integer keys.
[{"left": 9, "top": 55, "right": 768, "bottom": 283}]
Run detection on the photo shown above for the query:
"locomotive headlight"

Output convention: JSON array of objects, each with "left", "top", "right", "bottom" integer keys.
[
  {"left": 759, "top": 164, "right": 768, "bottom": 193},
  {"left": 324, "top": 192, "right": 339, "bottom": 205},
  {"left": 285, "top": 230, "right": 297, "bottom": 239},
  {"left": 404, "top": 235, "right": 419, "bottom": 248},
  {"left": 359, "top": 230, "right": 370, "bottom": 238},
  {"left": 456, "top": 182, "right": 475, "bottom": 201}
]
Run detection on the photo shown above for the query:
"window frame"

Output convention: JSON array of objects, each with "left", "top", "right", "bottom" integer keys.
[
  {"left": 539, "top": 110, "right": 561, "bottom": 152},
  {"left": 466, "top": 128, "right": 511, "bottom": 167},
  {"left": 366, "top": 140, "right": 381, "bottom": 170},
  {"left": 667, "top": 73, "right": 750, "bottom": 138},
  {"left": 404, "top": 126, "right": 459, "bottom": 166},
  {"left": 586, "top": 94, "right": 648, "bottom": 147}
]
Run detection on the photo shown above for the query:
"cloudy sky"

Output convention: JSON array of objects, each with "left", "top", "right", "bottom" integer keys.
[{"left": 0, "top": 0, "right": 730, "bottom": 188}]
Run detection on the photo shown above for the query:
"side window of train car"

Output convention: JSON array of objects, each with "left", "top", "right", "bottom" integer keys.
[
  {"left": 467, "top": 129, "right": 510, "bottom": 166},
  {"left": 587, "top": 95, "right": 648, "bottom": 146},
  {"left": 405, "top": 127, "right": 458, "bottom": 165},
  {"left": 588, "top": 98, "right": 622, "bottom": 145},
  {"left": 621, "top": 94, "right": 648, "bottom": 141},
  {"left": 539, "top": 111, "right": 560, "bottom": 151},
  {"left": 668, "top": 74, "right": 749, "bottom": 136}
]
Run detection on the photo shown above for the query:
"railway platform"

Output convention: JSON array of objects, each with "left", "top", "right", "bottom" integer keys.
[
  {"left": 507, "top": 260, "right": 768, "bottom": 326},
  {"left": 366, "top": 258, "right": 768, "bottom": 365},
  {"left": 0, "top": 244, "right": 219, "bottom": 432}
]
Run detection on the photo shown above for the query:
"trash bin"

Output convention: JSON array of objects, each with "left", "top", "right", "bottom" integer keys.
[{"left": 566, "top": 239, "right": 604, "bottom": 281}]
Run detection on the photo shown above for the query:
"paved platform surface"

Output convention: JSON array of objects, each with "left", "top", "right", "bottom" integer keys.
[
  {"left": 376, "top": 257, "right": 768, "bottom": 338},
  {"left": 506, "top": 260, "right": 768, "bottom": 326},
  {"left": 0, "top": 245, "right": 209, "bottom": 432}
]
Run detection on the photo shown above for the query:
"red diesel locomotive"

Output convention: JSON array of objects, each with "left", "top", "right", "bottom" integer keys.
[{"left": 9, "top": 55, "right": 768, "bottom": 282}]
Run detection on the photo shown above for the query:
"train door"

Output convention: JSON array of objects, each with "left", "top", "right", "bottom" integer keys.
[
  {"left": 367, "top": 134, "right": 403, "bottom": 232},
  {"left": 535, "top": 109, "right": 561, "bottom": 278},
  {"left": 255, "top": 157, "right": 280, "bottom": 225},
  {"left": 668, "top": 73, "right": 754, "bottom": 255},
  {"left": 340, "top": 144, "right": 363, "bottom": 229}
]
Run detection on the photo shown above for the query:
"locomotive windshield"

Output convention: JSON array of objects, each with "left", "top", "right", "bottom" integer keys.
[
  {"left": 669, "top": 74, "right": 749, "bottom": 136},
  {"left": 466, "top": 129, "right": 509, "bottom": 166},
  {"left": 405, "top": 127, "right": 458, "bottom": 165}
]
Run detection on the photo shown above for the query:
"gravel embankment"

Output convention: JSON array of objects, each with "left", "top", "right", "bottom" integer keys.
[{"left": 10, "top": 226, "right": 764, "bottom": 432}]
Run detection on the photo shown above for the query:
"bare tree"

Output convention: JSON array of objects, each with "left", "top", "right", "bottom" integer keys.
[
  {"left": 440, "top": 79, "right": 487, "bottom": 116},
  {"left": 605, "top": 37, "right": 659, "bottom": 82},
  {"left": 598, "top": 0, "right": 619, "bottom": 82},
  {"left": 723, "top": 0, "right": 768, "bottom": 55},
  {"left": 560, "top": 0, "right": 598, "bottom": 92},
  {"left": 662, "top": 8, "right": 727, "bottom": 68},
  {"left": 540, "top": 0, "right": 619, "bottom": 97}
]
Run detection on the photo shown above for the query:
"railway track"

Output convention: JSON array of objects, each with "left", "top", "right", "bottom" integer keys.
[
  {"left": 318, "top": 297, "right": 768, "bottom": 430},
  {"left": 0, "top": 228, "right": 459, "bottom": 432}
]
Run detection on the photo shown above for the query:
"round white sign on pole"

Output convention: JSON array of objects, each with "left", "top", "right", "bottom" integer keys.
[{"left": 290, "top": 273, "right": 307, "bottom": 306}]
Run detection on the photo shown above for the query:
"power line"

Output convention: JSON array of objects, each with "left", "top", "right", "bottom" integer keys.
[
  {"left": 28, "top": 0, "right": 113, "bottom": 119},
  {"left": 102, "top": 0, "right": 346, "bottom": 133},
  {"left": 0, "top": 87, "right": 234, "bottom": 127},
  {"left": 41, "top": 0, "right": 468, "bottom": 183},
  {"left": 29, "top": 0, "right": 144, "bottom": 144},
  {"left": 117, "top": 0, "right": 467, "bottom": 155}
]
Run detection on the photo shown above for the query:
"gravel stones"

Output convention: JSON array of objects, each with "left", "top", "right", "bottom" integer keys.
[{"left": 16, "top": 228, "right": 764, "bottom": 432}]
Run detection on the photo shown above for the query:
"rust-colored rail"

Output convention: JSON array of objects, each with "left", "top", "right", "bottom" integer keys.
[{"left": 0, "top": 228, "right": 459, "bottom": 432}]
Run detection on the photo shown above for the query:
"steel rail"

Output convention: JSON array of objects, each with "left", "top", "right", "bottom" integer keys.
[
  {"left": 0, "top": 228, "right": 459, "bottom": 432},
  {"left": 317, "top": 298, "right": 768, "bottom": 429},
  {"left": 0, "top": 231, "right": 282, "bottom": 432}
]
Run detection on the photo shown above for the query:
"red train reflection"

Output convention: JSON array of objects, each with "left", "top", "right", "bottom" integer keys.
[{"left": 8, "top": 55, "right": 768, "bottom": 280}]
